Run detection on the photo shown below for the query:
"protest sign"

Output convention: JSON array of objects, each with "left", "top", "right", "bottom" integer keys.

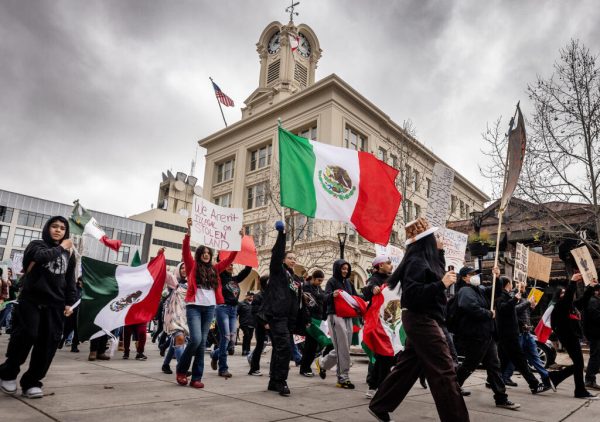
[
  {"left": 375, "top": 244, "right": 405, "bottom": 271},
  {"left": 191, "top": 196, "right": 243, "bottom": 251},
  {"left": 425, "top": 163, "right": 455, "bottom": 229},
  {"left": 442, "top": 229, "right": 468, "bottom": 271},
  {"left": 571, "top": 246, "right": 598, "bottom": 286},
  {"left": 527, "top": 287, "right": 544, "bottom": 305},
  {"left": 513, "top": 243, "right": 528, "bottom": 283},
  {"left": 527, "top": 250, "right": 552, "bottom": 283},
  {"left": 219, "top": 235, "right": 259, "bottom": 268},
  {"left": 11, "top": 252, "right": 24, "bottom": 274}
]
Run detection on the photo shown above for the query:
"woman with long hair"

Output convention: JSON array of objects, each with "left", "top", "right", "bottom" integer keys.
[
  {"left": 369, "top": 218, "right": 468, "bottom": 422},
  {"left": 175, "top": 218, "right": 238, "bottom": 388}
]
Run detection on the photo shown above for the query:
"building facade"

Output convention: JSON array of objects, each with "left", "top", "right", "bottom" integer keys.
[
  {"left": 0, "top": 190, "right": 151, "bottom": 271},
  {"left": 198, "top": 20, "right": 489, "bottom": 289}
]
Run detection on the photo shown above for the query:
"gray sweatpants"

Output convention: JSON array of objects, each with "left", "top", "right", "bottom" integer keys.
[{"left": 318, "top": 314, "right": 353, "bottom": 382}]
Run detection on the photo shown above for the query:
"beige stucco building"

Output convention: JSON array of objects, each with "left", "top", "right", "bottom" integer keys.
[{"left": 198, "top": 20, "right": 489, "bottom": 291}]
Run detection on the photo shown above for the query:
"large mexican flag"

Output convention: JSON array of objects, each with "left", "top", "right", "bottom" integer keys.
[
  {"left": 278, "top": 128, "right": 401, "bottom": 245},
  {"left": 362, "top": 285, "right": 406, "bottom": 357},
  {"left": 79, "top": 253, "right": 166, "bottom": 340}
]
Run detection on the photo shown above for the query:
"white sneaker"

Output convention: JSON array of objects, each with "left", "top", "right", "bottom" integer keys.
[
  {"left": 22, "top": 386, "right": 43, "bottom": 399},
  {"left": 365, "top": 389, "right": 376, "bottom": 399},
  {"left": 0, "top": 379, "right": 17, "bottom": 395}
]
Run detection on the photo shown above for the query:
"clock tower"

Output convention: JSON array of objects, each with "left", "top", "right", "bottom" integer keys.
[{"left": 241, "top": 20, "right": 321, "bottom": 118}]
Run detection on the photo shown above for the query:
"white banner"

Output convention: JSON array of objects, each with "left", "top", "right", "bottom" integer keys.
[
  {"left": 375, "top": 244, "right": 405, "bottom": 271},
  {"left": 425, "top": 163, "right": 455, "bottom": 229},
  {"left": 191, "top": 196, "right": 243, "bottom": 251},
  {"left": 514, "top": 242, "right": 528, "bottom": 283},
  {"left": 442, "top": 229, "right": 468, "bottom": 271}
]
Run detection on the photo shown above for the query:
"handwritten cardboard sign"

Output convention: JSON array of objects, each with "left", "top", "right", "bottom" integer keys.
[
  {"left": 571, "top": 246, "right": 598, "bottom": 286},
  {"left": 375, "top": 244, "right": 405, "bottom": 271},
  {"left": 191, "top": 196, "right": 243, "bottom": 251},
  {"left": 442, "top": 228, "right": 468, "bottom": 271},
  {"left": 527, "top": 250, "right": 552, "bottom": 283},
  {"left": 425, "top": 163, "right": 455, "bottom": 229},
  {"left": 513, "top": 243, "right": 528, "bottom": 284},
  {"left": 11, "top": 252, "right": 23, "bottom": 275}
]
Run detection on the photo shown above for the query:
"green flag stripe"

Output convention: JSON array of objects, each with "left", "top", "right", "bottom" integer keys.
[
  {"left": 278, "top": 128, "right": 317, "bottom": 217},
  {"left": 78, "top": 256, "right": 119, "bottom": 341}
]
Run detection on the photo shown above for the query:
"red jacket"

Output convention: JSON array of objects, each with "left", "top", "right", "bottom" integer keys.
[{"left": 182, "top": 234, "right": 237, "bottom": 305}]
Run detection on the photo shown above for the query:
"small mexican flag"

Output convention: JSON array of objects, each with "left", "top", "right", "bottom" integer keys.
[
  {"left": 362, "top": 285, "right": 406, "bottom": 357},
  {"left": 534, "top": 302, "right": 554, "bottom": 344},
  {"left": 278, "top": 128, "right": 402, "bottom": 245},
  {"left": 78, "top": 252, "right": 166, "bottom": 340},
  {"left": 69, "top": 200, "right": 122, "bottom": 252},
  {"left": 305, "top": 318, "right": 333, "bottom": 348}
]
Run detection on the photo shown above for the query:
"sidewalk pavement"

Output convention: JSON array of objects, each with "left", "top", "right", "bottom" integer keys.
[{"left": 0, "top": 335, "right": 598, "bottom": 421}]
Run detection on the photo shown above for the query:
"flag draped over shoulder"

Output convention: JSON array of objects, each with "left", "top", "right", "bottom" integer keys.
[
  {"left": 334, "top": 290, "right": 367, "bottom": 317},
  {"left": 278, "top": 128, "right": 402, "bottom": 245},
  {"left": 78, "top": 252, "right": 166, "bottom": 341},
  {"left": 69, "top": 201, "right": 122, "bottom": 252},
  {"left": 362, "top": 285, "right": 406, "bottom": 357},
  {"left": 499, "top": 104, "right": 527, "bottom": 213}
]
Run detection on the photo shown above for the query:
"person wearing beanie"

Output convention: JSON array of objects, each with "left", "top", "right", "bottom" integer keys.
[
  {"left": 0, "top": 216, "right": 76, "bottom": 399},
  {"left": 369, "top": 218, "right": 468, "bottom": 422}
]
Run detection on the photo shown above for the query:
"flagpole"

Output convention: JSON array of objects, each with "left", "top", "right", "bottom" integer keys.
[
  {"left": 209, "top": 77, "right": 228, "bottom": 127},
  {"left": 277, "top": 118, "right": 285, "bottom": 226}
]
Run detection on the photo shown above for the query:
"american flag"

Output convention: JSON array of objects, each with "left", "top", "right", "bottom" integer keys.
[{"left": 212, "top": 81, "right": 234, "bottom": 107}]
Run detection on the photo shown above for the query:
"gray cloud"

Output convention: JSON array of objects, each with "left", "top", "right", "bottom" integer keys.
[{"left": 1, "top": 0, "right": 599, "bottom": 216}]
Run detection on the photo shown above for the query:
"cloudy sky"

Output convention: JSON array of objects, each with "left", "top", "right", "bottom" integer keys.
[{"left": 1, "top": 0, "right": 599, "bottom": 217}]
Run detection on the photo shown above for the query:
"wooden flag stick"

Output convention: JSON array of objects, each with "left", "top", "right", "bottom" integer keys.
[{"left": 489, "top": 210, "right": 504, "bottom": 310}]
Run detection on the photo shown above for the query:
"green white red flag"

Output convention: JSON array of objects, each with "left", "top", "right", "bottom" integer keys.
[
  {"left": 69, "top": 200, "right": 122, "bottom": 252},
  {"left": 78, "top": 252, "right": 166, "bottom": 340},
  {"left": 362, "top": 285, "right": 406, "bottom": 357},
  {"left": 305, "top": 318, "right": 333, "bottom": 348},
  {"left": 278, "top": 128, "right": 402, "bottom": 245}
]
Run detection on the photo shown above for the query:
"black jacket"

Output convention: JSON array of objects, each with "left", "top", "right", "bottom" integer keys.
[
  {"left": 220, "top": 265, "right": 252, "bottom": 306},
  {"left": 578, "top": 286, "right": 600, "bottom": 340},
  {"left": 455, "top": 284, "right": 495, "bottom": 340},
  {"left": 19, "top": 216, "right": 77, "bottom": 308},
  {"left": 237, "top": 299, "right": 255, "bottom": 328},
  {"left": 362, "top": 271, "right": 388, "bottom": 303},
  {"left": 389, "top": 254, "right": 447, "bottom": 323},
  {"left": 261, "top": 230, "right": 302, "bottom": 322},
  {"left": 515, "top": 297, "right": 534, "bottom": 332},
  {"left": 324, "top": 259, "right": 357, "bottom": 316},
  {"left": 552, "top": 280, "right": 583, "bottom": 340},
  {"left": 302, "top": 281, "right": 326, "bottom": 319},
  {"left": 495, "top": 289, "right": 521, "bottom": 339}
]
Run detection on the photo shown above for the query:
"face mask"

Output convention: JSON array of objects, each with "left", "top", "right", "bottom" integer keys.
[{"left": 469, "top": 275, "right": 481, "bottom": 287}]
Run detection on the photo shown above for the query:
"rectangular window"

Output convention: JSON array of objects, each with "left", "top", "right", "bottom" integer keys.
[
  {"left": 12, "top": 228, "right": 41, "bottom": 248},
  {"left": 116, "top": 246, "right": 130, "bottom": 263},
  {"left": 389, "top": 154, "right": 398, "bottom": 169},
  {"left": 377, "top": 147, "right": 387, "bottom": 162},
  {"left": 214, "top": 192, "right": 232, "bottom": 208},
  {"left": 0, "top": 206, "right": 14, "bottom": 224},
  {"left": 17, "top": 210, "right": 50, "bottom": 229},
  {"left": 286, "top": 214, "right": 314, "bottom": 242},
  {"left": 0, "top": 225, "right": 9, "bottom": 246},
  {"left": 465, "top": 204, "right": 470, "bottom": 218},
  {"left": 426, "top": 178, "right": 431, "bottom": 198},
  {"left": 348, "top": 228, "right": 357, "bottom": 243},
  {"left": 298, "top": 126, "right": 318, "bottom": 141},
  {"left": 155, "top": 221, "right": 187, "bottom": 233},
  {"left": 404, "top": 199, "right": 413, "bottom": 222},
  {"left": 246, "top": 182, "right": 268, "bottom": 209},
  {"left": 245, "top": 222, "right": 267, "bottom": 247},
  {"left": 451, "top": 195, "right": 458, "bottom": 213},
  {"left": 344, "top": 126, "right": 366, "bottom": 151},
  {"left": 459, "top": 200, "right": 465, "bottom": 218},
  {"left": 100, "top": 225, "right": 114, "bottom": 239},
  {"left": 404, "top": 165, "right": 412, "bottom": 188},
  {"left": 390, "top": 231, "right": 398, "bottom": 245},
  {"left": 117, "top": 230, "right": 141, "bottom": 246},
  {"left": 413, "top": 170, "right": 420, "bottom": 191},
  {"left": 414, "top": 203, "right": 421, "bottom": 218},
  {"left": 216, "top": 158, "right": 235, "bottom": 183},
  {"left": 250, "top": 144, "right": 273, "bottom": 171},
  {"left": 0, "top": 247, "right": 4, "bottom": 260}
]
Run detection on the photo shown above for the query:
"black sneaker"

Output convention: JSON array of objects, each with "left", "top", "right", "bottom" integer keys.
[
  {"left": 336, "top": 380, "right": 355, "bottom": 389},
  {"left": 496, "top": 400, "right": 521, "bottom": 410},
  {"left": 531, "top": 383, "right": 551, "bottom": 394},
  {"left": 368, "top": 407, "right": 394, "bottom": 422},
  {"left": 135, "top": 353, "right": 147, "bottom": 361},
  {"left": 122, "top": 352, "right": 129, "bottom": 360},
  {"left": 162, "top": 364, "right": 173, "bottom": 374},
  {"left": 248, "top": 370, "right": 262, "bottom": 376},
  {"left": 300, "top": 371, "right": 315, "bottom": 377},
  {"left": 279, "top": 382, "right": 291, "bottom": 397},
  {"left": 575, "top": 391, "right": 599, "bottom": 400},
  {"left": 504, "top": 379, "right": 518, "bottom": 387}
]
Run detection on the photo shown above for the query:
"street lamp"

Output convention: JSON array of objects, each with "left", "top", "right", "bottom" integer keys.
[{"left": 337, "top": 230, "right": 348, "bottom": 259}]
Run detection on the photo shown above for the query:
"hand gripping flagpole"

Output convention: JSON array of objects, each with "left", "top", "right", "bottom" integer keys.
[{"left": 490, "top": 103, "right": 521, "bottom": 310}]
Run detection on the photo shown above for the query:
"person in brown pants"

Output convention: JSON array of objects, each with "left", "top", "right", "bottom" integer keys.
[
  {"left": 123, "top": 323, "right": 147, "bottom": 360},
  {"left": 369, "top": 218, "right": 468, "bottom": 422}
]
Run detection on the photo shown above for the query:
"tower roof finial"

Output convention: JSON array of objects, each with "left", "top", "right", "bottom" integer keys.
[{"left": 285, "top": 1, "right": 300, "bottom": 23}]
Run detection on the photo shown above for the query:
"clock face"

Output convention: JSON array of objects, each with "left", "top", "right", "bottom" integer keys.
[
  {"left": 298, "top": 33, "right": 311, "bottom": 58},
  {"left": 267, "top": 31, "right": 281, "bottom": 54}
]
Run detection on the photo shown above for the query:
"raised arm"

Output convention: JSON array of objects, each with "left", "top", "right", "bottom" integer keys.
[{"left": 269, "top": 221, "right": 286, "bottom": 278}]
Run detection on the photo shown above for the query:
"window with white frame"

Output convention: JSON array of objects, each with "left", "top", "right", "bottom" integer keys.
[
  {"left": 389, "top": 154, "right": 398, "bottom": 169},
  {"left": 246, "top": 182, "right": 268, "bottom": 209},
  {"left": 216, "top": 158, "right": 235, "bottom": 183},
  {"left": 245, "top": 222, "right": 267, "bottom": 247},
  {"left": 0, "top": 225, "right": 9, "bottom": 245},
  {"left": 249, "top": 144, "right": 272, "bottom": 171},
  {"left": 116, "top": 246, "right": 130, "bottom": 263},
  {"left": 214, "top": 192, "right": 232, "bottom": 208},
  {"left": 426, "top": 178, "right": 431, "bottom": 198},
  {"left": 344, "top": 126, "right": 367, "bottom": 151},
  {"left": 415, "top": 203, "right": 421, "bottom": 218},
  {"left": 377, "top": 147, "right": 387, "bottom": 162},
  {"left": 17, "top": 210, "right": 50, "bottom": 229},
  {"left": 12, "top": 228, "right": 41, "bottom": 248},
  {"left": 298, "top": 125, "right": 318, "bottom": 141}
]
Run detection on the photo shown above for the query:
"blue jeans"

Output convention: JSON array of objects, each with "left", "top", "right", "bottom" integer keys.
[
  {"left": 163, "top": 334, "right": 186, "bottom": 366},
  {"left": 0, "top": 303, "right": 13, "bottom": 330},
  {"left": 290, "top": 337, "right": 302, "bottom": 364},
  {"left": 176, "top": 305, "right": 215, "bottom": 381},
  {"left": 210, "top": 304, "right": 237, "bottom": 373},
  {"left": 502, "top": 332, "right": 549, "bottom": 381}
]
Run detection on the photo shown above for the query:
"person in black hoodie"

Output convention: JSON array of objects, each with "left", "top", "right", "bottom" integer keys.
[
  {"left": 237, "top": 292, "right": 255, "bottom": 356},
  {"left": 0, "top": 216, "right": 76, "bottom": 399},
  {"left": 260, "top": 221, "right": 303, "bottom": 396},
  {"left": 580, "top": 280, "right": 600, "bottom": 389},
  {"left": 315, "top": 258, "right": 358, "bottom": 389},
  {"left": 209, "top": 260, "right": 252, "bottom": 377},
  {"left": 369, "top": 218, "right": 467, "bottom": 422},
  {"left": 248, "top": 275, "right": 269, "bottom": 376},
  {"left": 298, "top": 270, "right": 326, "bottom": 377}
]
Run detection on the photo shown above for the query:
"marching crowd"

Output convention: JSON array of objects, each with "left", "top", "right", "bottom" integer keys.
[{"left": 1, "top": 215, "right": 600, "bottom": 422}]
